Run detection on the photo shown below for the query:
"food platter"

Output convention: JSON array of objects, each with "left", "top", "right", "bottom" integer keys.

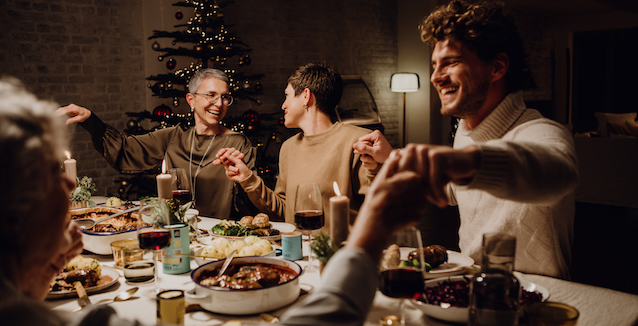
[
  {"left": 399, "top": 247, "right": 475, "bottom": 279},
  {"left": 46, "top": 266, "right": 119, "bottom": 299},
  {"left": 410, "top": 275, "right": 550, "bottom": 324},
  {"left": 209, "top": 220, "right": 296, "bottom": 241}
]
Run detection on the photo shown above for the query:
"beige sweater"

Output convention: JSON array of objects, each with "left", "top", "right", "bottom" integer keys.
[
  {"left": 450, "top": 92, "right": 578, "bottom": 279},
  {"left": 240, "top": 122, "right": 378, "bottom": 233}
]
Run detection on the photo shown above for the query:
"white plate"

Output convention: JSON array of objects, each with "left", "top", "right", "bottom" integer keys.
[
  {"left": 209, "top": 220, "right": 296, "bottom": 241},
  {"left": 46, "top": 266, "right": 120, "bottom": 299},
  {"left": 409, "top": 275, "right": 550, "bottom": 324},
  {"left": 399, "top": 248, "right": 475, "bottom": 279}
]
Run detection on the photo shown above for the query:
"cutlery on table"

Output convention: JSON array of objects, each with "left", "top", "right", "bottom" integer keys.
[
  {"left": 71, "top": 286, "right": 139, "bottom": 312},
  {"left": 73, "top": 282, "right": 91, "bottom": 310}
]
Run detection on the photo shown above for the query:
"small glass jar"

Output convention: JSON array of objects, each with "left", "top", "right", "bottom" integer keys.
[{"left": 469, "top": 233, "right": 521, "bottom": 326}]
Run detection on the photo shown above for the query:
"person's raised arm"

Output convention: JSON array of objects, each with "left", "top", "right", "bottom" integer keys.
[{"left": 55, "top": 103, "right": 92, "bottom": 125}]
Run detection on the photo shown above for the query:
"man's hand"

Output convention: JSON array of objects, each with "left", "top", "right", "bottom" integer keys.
[
  {"left": 212, "top": 147, "right": 253, "bottom": 182},
  {"left": 353, "top": 130, "right": 394, "bottom": 168},
  {"left": 55, "top": 103, "right": 92, "bottom": 125},
  {"left": 404, "top": 144, "right": 481, "bottom": 208},
  {"left": 347, "top": 150, "right": 428, "bottom": 262}
]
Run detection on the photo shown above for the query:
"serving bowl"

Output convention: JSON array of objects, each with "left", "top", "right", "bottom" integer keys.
[
  {"left": 409, "top": 275, "right": 549, "bottom": 324},
  {"left": 81, "top": 228, "right": 138, "bottom": 255},
  {"left": 186, "top": 256, "right": 302, "bottom": 315},
  {"left": 191, "top": 246, "right": 276, "bottom": 266}
]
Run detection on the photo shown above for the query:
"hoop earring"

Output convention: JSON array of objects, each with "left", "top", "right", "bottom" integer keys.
[{"left": 303, "top": 105, "right": 308, "bottom": 110}]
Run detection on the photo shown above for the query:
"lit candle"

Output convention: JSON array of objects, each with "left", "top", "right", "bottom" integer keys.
[
  {"left": 64, "top": 151, "right": 77, "bottom": 183},
  {"left": 330, "top": 181, "right": 350, "bottom": 247},
  {"left": 156, "top": 160, "right": 173, "bottom": 200}
]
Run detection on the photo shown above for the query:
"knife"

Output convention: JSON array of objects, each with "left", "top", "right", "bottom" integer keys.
[{"left": 74, "top": 281, "right": 92, "bottom": 310}]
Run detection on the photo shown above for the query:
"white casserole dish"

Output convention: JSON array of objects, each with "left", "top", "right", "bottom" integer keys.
[{"left": 186, "top": 256, "right": 302, "bottom": 315}]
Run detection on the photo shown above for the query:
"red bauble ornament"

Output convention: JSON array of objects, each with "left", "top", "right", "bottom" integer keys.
[
  {"left": 153, "top": 104, "right": 173, "bottom": 117},
  {"left": 175, "top": 10, "right": 183, "bottom": 20},
  {"left": 166, "top": 58, "right": 176, "bottom": 70},
  {"left": 254, "top": 82, "right": 263, "bottom": 92},
  {"left": 243, "top": 55, "right": 251, "bottom": 65},
  {"left": 242, "top": 109, "right": 261, "bottom": 130}
]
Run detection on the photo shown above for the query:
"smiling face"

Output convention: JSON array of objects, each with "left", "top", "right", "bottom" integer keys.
[
  {"left": 430, "top": 38, "right": 492, "bottom": 120},
  {"left": 187, "top": 77, "right": 230, "bottom": 134},
  {"left": 281, "top": 83, "right": 306, "bottom": 129}
]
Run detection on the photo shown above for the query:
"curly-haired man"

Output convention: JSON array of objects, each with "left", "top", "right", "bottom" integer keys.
[{"left": 355, "top": 0, "right": 578, "bottom": 278}]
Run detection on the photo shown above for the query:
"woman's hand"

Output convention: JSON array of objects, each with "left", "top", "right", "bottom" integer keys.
[
  {"left": 213, "top": 147, "right": 253, "bottom": 182},
  {"left": 55, "top": 103, "right": 92, "bottom": 125},
  {"left": 353, "top": 130, "right": 393, "bottom": 168}
]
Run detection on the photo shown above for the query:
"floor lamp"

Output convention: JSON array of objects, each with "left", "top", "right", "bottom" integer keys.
[{"left": 391, "top": 72, "right": 420, "bottom": 146}]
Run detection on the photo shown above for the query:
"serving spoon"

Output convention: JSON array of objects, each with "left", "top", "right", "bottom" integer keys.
[
  {"left": 74, "top": 206, "right": 139, "bottom": 230},
  {"left": 218, "top": 250, "right": 237, "bottom": 276}
]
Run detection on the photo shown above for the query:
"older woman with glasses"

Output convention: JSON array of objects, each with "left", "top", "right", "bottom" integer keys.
[{"left": 56, "top": 68, "right": 257, "bottom": 219}]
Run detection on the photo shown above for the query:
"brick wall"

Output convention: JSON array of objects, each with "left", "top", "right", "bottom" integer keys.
[
  {"left": 1, "top": 0, "right": 146, "bottom": 196},
  {"left": 1, "top": 0, "right": 399, "bottom": 197}
]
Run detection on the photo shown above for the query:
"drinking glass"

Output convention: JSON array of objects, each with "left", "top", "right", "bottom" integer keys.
[
  {"left": 137, "top": 198, "right": 172, "bottom": 294},
  {"left": 169, "top": 168, "right": 191, "bottom": 205},
  {"left": 378, "top": 227, "right": 425, "bottom": 326},
  {"left": 294, "top": 183, "right": 324, "bottom": 273}
]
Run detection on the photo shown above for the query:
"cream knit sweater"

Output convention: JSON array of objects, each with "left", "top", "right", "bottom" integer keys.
[{"left": 451, "top": 92, "right": 578, "bottom": 279}]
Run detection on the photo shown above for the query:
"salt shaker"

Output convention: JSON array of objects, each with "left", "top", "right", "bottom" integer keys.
[{"left": 469, "top": 233, "right": 521, "bottom": 326}]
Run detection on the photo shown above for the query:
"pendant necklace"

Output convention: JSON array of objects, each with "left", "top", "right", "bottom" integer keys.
[{"left": 189, "top": 128, "right": 216, "bottom": 206}]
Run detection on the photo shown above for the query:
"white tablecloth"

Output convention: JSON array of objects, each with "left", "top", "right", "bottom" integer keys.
[{"left": 48, "top": 217, "right": 638, "bottom": 326}]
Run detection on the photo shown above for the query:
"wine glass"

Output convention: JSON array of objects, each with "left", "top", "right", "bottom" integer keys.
[
  {"left": 378, "top": 227, "right": 425, "bottom": 326},
  {"left": 294, "top": 183, "right": 324, "bottom": 273},
  {"left": 137, "top": 197, "right": 172, "bottom": 294},
  {"left": 169, "top": 168, "right": 191, "bottom": 205}
]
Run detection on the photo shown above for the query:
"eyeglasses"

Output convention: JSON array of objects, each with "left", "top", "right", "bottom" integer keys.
[{"left": 193, "top": 93, "right": 234, "bottom": 106}]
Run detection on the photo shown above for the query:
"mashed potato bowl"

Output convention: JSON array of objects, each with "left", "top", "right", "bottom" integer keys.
[
  {"left": 187, "top": 257, "right": 302, "bottom": 315},
  {"left": 192, "top": 236, "right": 276, "bottom": 266}
]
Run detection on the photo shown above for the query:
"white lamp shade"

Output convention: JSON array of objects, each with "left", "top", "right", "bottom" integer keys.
[{"left": 391, "top": 73, "right": 420, "bottom": 92}]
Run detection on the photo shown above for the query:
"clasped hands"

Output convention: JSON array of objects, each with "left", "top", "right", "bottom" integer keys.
[{"left": 353, "top": 130, "right": 481, "bottom": 208}]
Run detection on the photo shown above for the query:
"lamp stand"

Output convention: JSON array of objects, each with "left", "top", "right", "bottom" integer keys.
[{"left": 402, "top": 92, "right": 407, "bottom": 147}]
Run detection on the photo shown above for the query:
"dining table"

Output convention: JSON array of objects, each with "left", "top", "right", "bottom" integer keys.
[{"left": 47, "top": 216, "right": 638, "bottom": 326}]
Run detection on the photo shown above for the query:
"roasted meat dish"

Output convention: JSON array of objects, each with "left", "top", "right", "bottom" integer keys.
[
  {"left": 198, "top": 263, "right": 297, "bottom": 289},
  {"left": 50, "top": 269, "right": 99, "bottom": 292},
  {"left": 408, "top": 245, "right": 448, "bottom": 267}
]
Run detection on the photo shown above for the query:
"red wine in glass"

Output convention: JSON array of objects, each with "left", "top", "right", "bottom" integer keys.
[
  {"left": 138, "top": 229, "right": 171, "bottom": 251},
  {"left": 294, "top": 210, "right": 324, "bottom": 230},
  {"left": 172, "top": 189, "right": 191, "bottom": 204},
  {"left": 379, "top": 268, "right": 424, "bottom": 298}
]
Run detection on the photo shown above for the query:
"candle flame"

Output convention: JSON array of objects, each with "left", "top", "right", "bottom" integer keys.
[
  {"left": 161, "top": 159, "right": 167, "bottom": 174},
  {"left": 333, "top": 181, "right": 341, "bottom": 197},
  {"left": 65, "top": 151, "right": 71, "bottom": 160}
]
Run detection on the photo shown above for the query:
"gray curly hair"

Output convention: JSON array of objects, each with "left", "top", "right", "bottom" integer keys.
[{"left": 0, "top": 76, "right": 68, "bottom": 256}]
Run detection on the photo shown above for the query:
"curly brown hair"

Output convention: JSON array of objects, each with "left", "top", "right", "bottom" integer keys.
[
  {"left": 419, "top": 0, "right": 535, "bottom": 93},
  {"left": 287, "top": 62, "right": 343, "bottom": 118}
]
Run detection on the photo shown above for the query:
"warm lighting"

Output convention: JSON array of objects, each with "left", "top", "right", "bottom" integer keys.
[
  {"left": 391, "top": 73, "right": 419, "bottom": 93},
  {"left": 333, "top": 181, "right": 341, "bottom": 197},
  {"left": 161, "top": 159, "right": 167, "bottom": 174},
  {"left": 391, "top": 72, "right": 420, "bottom": 146},
  {"left": 65, "top": 150, "right": 71, "bottom": 160}
]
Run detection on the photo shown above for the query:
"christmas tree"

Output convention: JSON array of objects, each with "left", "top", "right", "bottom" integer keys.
[{"left": 115, "top": 0, "right": 284, "bottom": 198}]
